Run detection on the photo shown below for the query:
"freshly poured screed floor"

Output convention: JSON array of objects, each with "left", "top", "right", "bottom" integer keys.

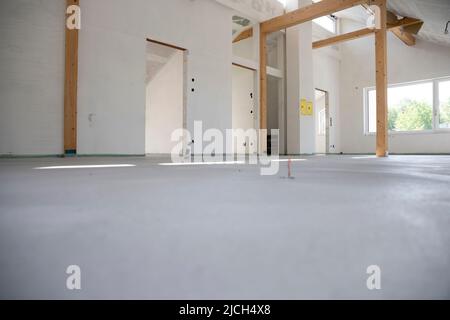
[{"left": 0, "top": 155, "right": 449, "bottom": 299}]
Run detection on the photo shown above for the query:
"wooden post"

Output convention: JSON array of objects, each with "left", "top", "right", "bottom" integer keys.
[
  {"left": 64, "top": 0, "right": 79, "bottom": 154},
  {"left": 374, "top": 0, "right": 388, "bottom": 157},
  {"left": 260, "top": 29, "right": 267, "bottom": 130},
  {"left": 259, "top": 28, "right": 267, "bottom": 153}
]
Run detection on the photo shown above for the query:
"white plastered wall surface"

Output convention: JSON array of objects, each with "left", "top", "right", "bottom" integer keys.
[
  {"left": 339, "top": 18, "right": 450, "bottom": 154},
  {"left": 313, "top": 45, "right": 341, "bottom": 154},
  {"left": 0, "top": 0, "right": 234, "bottom": 156},
  {"left": 314, "top": 92, "right": 326, "bottom": 153},
  {"left": 77, "top": 0, "right": 233, "bottom": 155},
  {"left": 0, "top": 0, "right": 65, "bottom": 156},
  {"left": 145, "top": 51, "right": 183, "bottom": 154},
  {"left": 285, "top": 0, "right": 315, "bottom": 155}
]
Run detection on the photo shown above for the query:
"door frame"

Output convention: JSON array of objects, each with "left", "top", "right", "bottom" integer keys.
[
  {"left": 145, "top": 38, "right": 188, "bottom": 155},
  {"left": 315, "top": 88, "right": 330, "bottom": 154},
  {"left": 232, "top": 63, "right": 257, "bottom": 154}
]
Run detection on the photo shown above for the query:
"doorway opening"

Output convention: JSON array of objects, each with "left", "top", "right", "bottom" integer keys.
[
  {"left": 267, "top": 74, "right": 284, "bottom": 155},
  {"left": 145, "top": 39, "right": 187, "bottom": 155},
  {"left": 315, "top": 88, "right": 330, "bottom": 154},
  {"left": 232, "top": 64, "right": 257, "bottom": 155}
]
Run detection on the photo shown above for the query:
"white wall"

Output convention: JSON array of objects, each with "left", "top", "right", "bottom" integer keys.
[
  {"left": 232, "top": 65, "right": 255, "bottom": 131},
  {"left": 6, "top": 1, "right": 448, "bottom": 156},
  {"left": 315, "top": 92, "right": 326, "bottom": 153},
  {"left": 340, "top": 19, "right": 450, "bottom": 154},
  {"left": 1, "top": 0, "right": 233, "bottom": 156},
  {"left": 286, "top": 0, "right": 315, "bottom": 155},
  {"left": 215, "top": 0, "right": 284, "bottom": 21},
  {"left": 298, "top": 16, "right": 315, "bottom": 155},
  {"left": 313, "top": 48, "right": 341, "bottom": 153},
  {"left": 0, "top": 0, "right": 65, "bottom": 156},
  {"left": 78, "top": 0, "right": 233, "bottom": 155},
  {"left": 146, "top": 51, "right": 183, "bottom": 154},
  {"left": 233, "top": 38, "right": 254, "bottom": 61},
  {"left": 232, "top": 65, "right": 256, "bottom": 154}
]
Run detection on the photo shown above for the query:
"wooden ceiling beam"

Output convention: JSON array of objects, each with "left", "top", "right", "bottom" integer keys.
[
  {"left": 312, "top": 16, "right": 423, "bottom": 49},
  {"left": 403, "top": 21, "right": 424, "bottom": 35},
  {"left": 313, "top": 28, "right": 373, "bottom": 49},
  {"left": 261, "top": 0, "right": 368, "bottom": 34},
  {"left": 389, "top": 17, "right": 423, "bottom": 46},
  {"left": 233, "top": 27, "right": 253, "bottom": 43},
  {"left": 391, "top": 27, "right": 416, "bottom": 46}
]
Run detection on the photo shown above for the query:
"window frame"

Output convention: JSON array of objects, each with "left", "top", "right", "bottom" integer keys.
[
  {"left": 363, "top": 76, "right": 450, "bottom": 136},
  {"left": 436, "top": 77, "right": 450, "bottom": 130}
]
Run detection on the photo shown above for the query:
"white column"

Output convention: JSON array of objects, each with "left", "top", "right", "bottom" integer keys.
[{"left": 285, "top": 0, "right": 315, "bottom": 155}]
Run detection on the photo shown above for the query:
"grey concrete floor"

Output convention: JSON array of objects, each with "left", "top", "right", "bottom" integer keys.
[{"left": 0, "top": 155, "right": 449, "bottom": 299}]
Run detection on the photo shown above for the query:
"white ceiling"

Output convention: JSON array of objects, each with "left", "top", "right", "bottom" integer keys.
[
  {"left": 216, "top": 0, "right": 284, "bottom": 21},
  {"left": 334, "top": 5, "right": 368, "bottom": 23},
  {"left": 387, "top": 0, "right": 450, "bottom": 47},
  {"left": 232, "top": 14, "right": 254, "bottom": 35},
  {"left": 226, "top": 0, "right": 449, "bottom": 47},
  {"left": 335, "top": 0, "right": 450, "bottom": 47}
]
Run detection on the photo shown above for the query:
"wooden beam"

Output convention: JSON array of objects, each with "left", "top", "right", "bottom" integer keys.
[
  {"left": 388, "top": 17, "right": 423, "bottom": 29},
  {"left": 260, "top": 29, "right": 267, "bottom": 131},
  {"left": 312, "top": 16, "right": 423, "bottom": 49},
  {"left": 64, "top": 0, "right": 79, "bottom": 154},
  {"left": 313, "top": 28, "right": 373, "bottom": 49},
  {"left": 232, "top": 62, "right": 256, "bottom": 72},
  {"left": 146, "top": 38, "right": 187, "bottom": 51},
  {"left": 259, "top": 28, "right": 268, "bottom": 153},
  {"left": 374, "top": 0, "right": 388, "bottom": 157},
  {"left": 403, "top": 21, "right": 424, "bottom": 35},
  {"left": 233, "top": 27, "right": 253, "bottom": 43},
  {"left": 261, "top": 0, "right": 367, "bottom": 34},
  {"left": 391, "top": 27, "right": 416, "bottom": 46},
  {"left": 388, "top": 11, "right": 422, "bottom": 46}
]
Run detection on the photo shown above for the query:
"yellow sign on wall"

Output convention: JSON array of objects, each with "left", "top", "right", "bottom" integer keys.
[{"left": 300, "top": 99, "right": 313, "bottom": 116}]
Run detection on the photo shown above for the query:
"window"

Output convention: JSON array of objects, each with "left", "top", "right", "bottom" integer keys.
[
  {"left": 313, "top": 15, "right": 337, "bottom": 33},
  {"left": 365, "top": 78, "right": 450, "bottom": 134},
  {"left": 439, "top": 80, "right": 450, "bottom": 129},
  {"left": 312, "top": 0, "right": 337, "bottom": 33}
]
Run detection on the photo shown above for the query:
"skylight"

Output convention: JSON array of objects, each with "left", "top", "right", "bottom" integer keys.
[
  {"left": 311, "top": 0, "right": 337, "bottom": 34},
  {"left": 313, "top": 16, "right": 337, "bottom": 33}
]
